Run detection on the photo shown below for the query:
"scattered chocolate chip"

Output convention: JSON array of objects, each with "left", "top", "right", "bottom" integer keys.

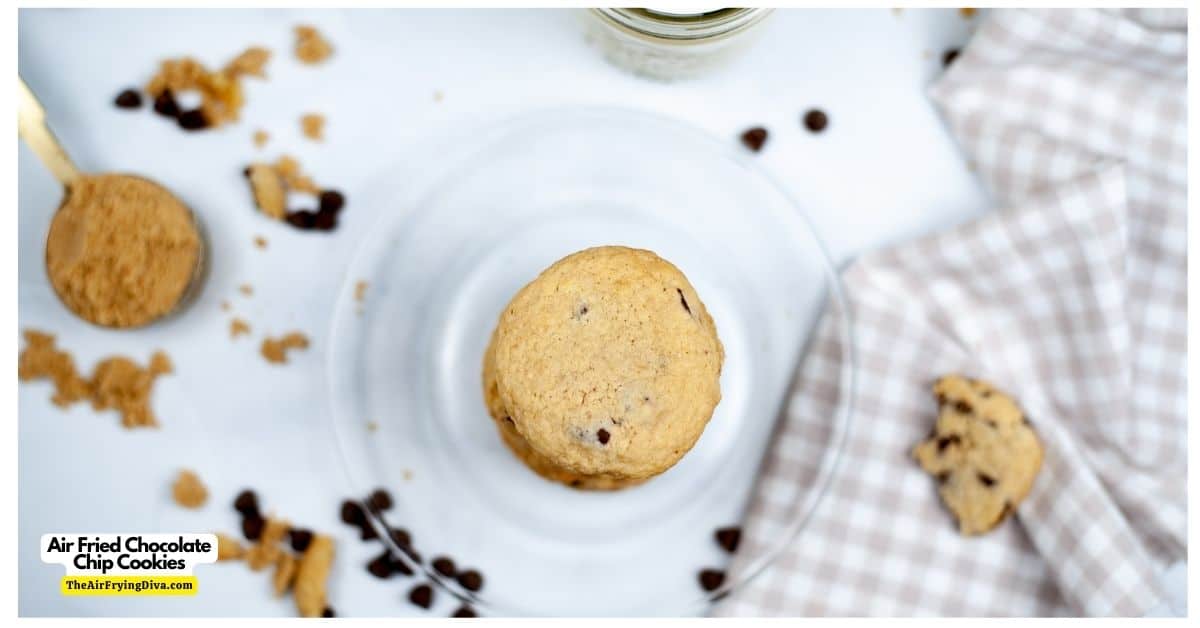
[
  {"left": 936, "top": 434, "right": 961, "bottom": 452},
  {"left": 242, "top": 166, "right": 252, "bottom": 178},
  {"left": 360, "top": 523, "right": 379, "bottom": 541},
  {"left": 178, "top": 108, "right": 208, "bottom": 131},
  {"left": 114, "top": 88, "right": 142, "bottom": 109},
  {"left": 367, "top": 488, "right": 393, "bottom": 512},
  {"left": 802, "top": 109, "right": 829, "bottom": 133},
  {"left": 389, "top": 527, "right": 411, "bottom": 548},
  {"left": 289, "top": 528, "right": 314, "bottom": 553},
  {"left": 313, "top": 208, "right": 338, "bottom": 231},
  {"left": 432, "top": 556, "right": 457, "bottom": 578},
  {"left": 597, "top": 428, "right": 610, "bottom": 445},
  {"left": 740, "top": 127, "right": 768, "bottom": 152},
  {"left": 286, "top": 210, "right": 318, "bottom": 230},
  {"left": 322, "top": 607, "right": 336, "bottom": 618},
  {"left": 714, "top": 527, "right": 741, "bottom": 553},
  {"left": 340, "top": 500, "right": 366, "bottom": 525},
  {"left": 954, "top": 400, "right": 973, "bottom": 414},
  {"left": 367, "top": 551, "right": 396, "bottom": 579},
  {"left": 943, "top": 48, "right": 961, "bottom": 67},
  {"left": 319, "top": 190, "right": 345, "bottom": 213},
  {"left": 390, "top": 556, "right": 414, "bottom": 576},
  {"left": 978, "top": 472, "right": 996, "bottom": 487},
  {"left": 153, "top": 90, "right": 180, "bottom": 118},
  {"left": 233, "top": 490, "right": 260, "bottom": 518},
  {"left": 452, "top": 606, "right": 477, "bottom": 618},
  {"left": 936, "top": 471, "right": 951, "bottom": 484},
  {"left": 408, "top": 584, "right": 434, "bottom": 609},
  {"left": 677, "top": 288, "right": 691, "bottom": 315},
  {"left": 241, "top": 515, "right": 265, "bottom": 541},
  {"left": 457, "top": 569, "right": 484, "bottom": 592},
  {"left": 401, "top": 545, "right": 422, "bottom": 565},
  {"left": 698, "top": 569, "right": 725, "bottom": 592}
]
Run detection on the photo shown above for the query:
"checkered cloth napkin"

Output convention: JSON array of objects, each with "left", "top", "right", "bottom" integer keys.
[{"left": 717, "top": 8, "right": 1186, "bottom": 617}]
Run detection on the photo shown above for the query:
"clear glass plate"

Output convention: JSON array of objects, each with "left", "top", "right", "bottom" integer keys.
[{"left": 326, "top": 107, "right": 853, "bottom": 616}]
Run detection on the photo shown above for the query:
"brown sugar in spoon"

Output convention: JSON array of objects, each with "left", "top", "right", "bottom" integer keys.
[{"left": 18, "top": 77, "right": 207, "bottom": 328}]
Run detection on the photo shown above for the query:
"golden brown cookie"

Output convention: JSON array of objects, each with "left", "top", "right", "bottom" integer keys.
[
  {"left": 913, "top": 375, "right": 1043, "bottom": 535},
  {"left": 483, "top": 246, "right": 723, "bottom": 489}
]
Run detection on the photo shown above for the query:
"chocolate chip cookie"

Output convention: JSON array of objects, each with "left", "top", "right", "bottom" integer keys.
[
  {"left": 912, "top": 375, "right": 1043, "bottom": 535},
  {"left": 482, "top": 246, "right": 724, "bottom": 489}
]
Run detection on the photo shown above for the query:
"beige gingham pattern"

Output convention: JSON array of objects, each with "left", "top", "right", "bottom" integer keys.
[{"left": 717, "top": 8, "right": 1186, "bottom": 617}]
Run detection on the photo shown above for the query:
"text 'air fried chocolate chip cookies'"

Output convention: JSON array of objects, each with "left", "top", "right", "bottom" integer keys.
[
  {"left": 482, "top": 246, "right": 724, "bottom": 490},
  {"left": 912, "top": 375, "right": 1043, "bottom": 535}
]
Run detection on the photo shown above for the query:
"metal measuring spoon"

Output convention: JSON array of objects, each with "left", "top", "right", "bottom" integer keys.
[{"left": 18, "top": 76, "right": 208, "bottom": 328}]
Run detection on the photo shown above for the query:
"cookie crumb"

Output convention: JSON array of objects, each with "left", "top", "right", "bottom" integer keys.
[
  {"left": 254, "top": 235, "right": 268, "bottom": 249},
  {"left": 239, "top": 284, "right": 254, "bottom": 297},
  {"left": 273, "top": 552, "right": 299, "bottom": 597},
  {"left": 215, "top": 532, "right": 246, "bottom": 561},
  {"left": 294, "top": 25, "right": 333, "bottom": 65},
  {"left": 246, "top": 518, "right": 290, "bottom": 571},
  {"left": 230, "top": 318, "right": 251, "bottom": 339},
  {"left": 294, "top": 534, "right": 335, "bottom": 617},
  {"left": 261, "top": 332, "right": 310, "bottom": 364},
  {"left": 171, "top": 469, "right": 208, "bottom": 509},
  {"left": 253, "top": 129, "right": 270, "bottom": 149},
  {"left": 300, "top": 113, "right": 325, "bottom": 141}
]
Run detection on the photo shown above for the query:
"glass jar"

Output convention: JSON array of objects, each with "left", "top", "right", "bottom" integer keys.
[{"left": 586, "top": 8, "right": 773, "bottom": 81}]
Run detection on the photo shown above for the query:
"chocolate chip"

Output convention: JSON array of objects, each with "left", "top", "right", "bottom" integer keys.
[
  {"left": 367, "top": 551, "right": 396, "bottom": 579},
  {"left": 943, "top": 48, "right": 961, "bottom": 67},
  {"left": 177, "top": 108, "right": 208, "bottom": 131},
  {"left": 340, "top": 500, "right": 366, "bottom": 525},
  {"left": 390, "top": 556, "right": 414, "bottom": 576},
  {"left": 389, "top": 527, "right": 411, "bottom": 548},
  {"left": 408, "top": 584, "right": 434, "bottom": 609},
  {"left": 452, "top": 606, "right": 477, "bottom": 618},
  {"left": 233, "top": 489, "right": 260, "bottom": 518},
  {"left": 936, "top": 434, "right": 961, "bottom": 452},
  {"left": 714, "top": 526, "right": 741, "bottom": 553},
  {"left": 677, "top": 288, "right": 691, "bottom": 315},
  {"left": 319, "top": 190, "right": 345, "bottom": 213},
  {"left": 286, "top": 210, "right": 318, "bottom": 230},
  {"left": 241, "top": 515, "right": 265, "bottom": 541},
  {"left": 597, "top": 428, "right": 610, "bottom": 445},
  {"left": 153, "top": 90, "right": 180, "bottom": 118},
  {"left": 322, "top": 607, "right": 336, "bottom": 618},
  {"left": 457, "top": 569, "right": 484, "bottom": 592},
  {"left": 954, "top": 400, "right": 973, "bottom": 414},
  {"left": 977, "top": 472, "right": 996, "bottom": 487},
  {"left": 367, "top": 488, "right": 393, "bottom": 512},
  {"left": 401, "top": 545, "right": 422, "bottom": 565},
  {"left": 289, "top": 528, "right": 314, "bottom": 553},
  {"left": 698, "top": 569, "right": 725, "bottom": 592},
  {"left": 242, "top": 166, "right": 252, "bottom": 178},
  {"left": 936, "top": 471, "right": 951, "bottom": 484},
  {"left": 740, "top": 127, "right": 768, "bottom": 152},
  {"left": 313, "top": 208, "right": 338, "bottom": 231},
  {"left": 114, "top": 88, "right": 142, "bottom": 109},
  {"left": 802, "top": 109, "right": 829, "bottom": 133},
  {"left": 432, "top": 556, "right": 457, "bottom": 578},
  {"left": 360, "top": 523, "right": 379, "bottom": 541}
]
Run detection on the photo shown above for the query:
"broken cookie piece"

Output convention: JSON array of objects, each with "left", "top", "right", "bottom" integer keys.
[
  {"left": 216, "top": 532, "right": 247, "bottom": 561},
  {"left": 912, "top": 375, "right": 1043, "bottom": 535}
]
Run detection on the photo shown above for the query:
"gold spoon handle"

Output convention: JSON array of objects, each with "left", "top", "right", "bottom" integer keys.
[{"left": 18, "top": 76, "right": 81, "bottom": 187}]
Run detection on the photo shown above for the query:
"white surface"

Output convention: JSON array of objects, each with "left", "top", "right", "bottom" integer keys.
[{"left": 18, "top": 8, "right": 986, "bottom": 617}]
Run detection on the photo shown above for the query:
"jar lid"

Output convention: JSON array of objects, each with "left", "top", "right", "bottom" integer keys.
[{"left": 593, "top": 7, "right": 772, "bottom": 41}]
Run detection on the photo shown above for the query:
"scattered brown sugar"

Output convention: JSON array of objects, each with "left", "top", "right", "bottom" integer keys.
[
  {"left": 402, "top": 469, "right": 414, "bottom": 481},
  {"left": 91, "top": 351, "right": 174, "bottom": 428},
  {"left": 275, "top": 155, "right": 319, "bottom": 194},
  {"left": 17, "top": 330, "right": 90, "bottom": 407},
  {"left": 216, "top": 532, "right": 246, "bottom": 561},
  {"left": 354, "top": 281, "right": 368, "bottom": 303},
  {"left": 301, "top": 113, "right": 325, "bottom": 141},
  {"left": 224, "top": 46, "right": 272, "bottom": 79},
  {"left": 261, "top": 332, "right": 310, "bottom": 364},
  {"left": 294, "top": 25, "right": 334, "bottom": 65},
  {"left": 221, "top": 300, "right": 232, "bottom": 312},
  {"left": 172, "top": 469, "right": 209, "bottom": 509},
  {"left": 254, "top": 235, "right": 268, "bottom": 249},
  {"left": 46, "top": 174, "right": 201, "bottom": 328},
  {"left": 366, "top": 420, "right": 378, "bottom": 433},
  {"left": 959, "top": 8, "right": 977, "bottom": 19},
  {"left": 243, "top": 155, "right": 345, "bottom": 231},
  {"left": 294, "top": 534, "right": 335, "bottom": 617},
  {"left": 253, "top": 129, "right": 270, "bottom": 149},
  {"left": 239, "top": 283, "right": 254, "bottom": 297},
  {"left": 230, "top": 318, "right": 251, "bottom": 339},
  {"left": 19, "top": 330, "right": 176, "bottom": 428}
]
